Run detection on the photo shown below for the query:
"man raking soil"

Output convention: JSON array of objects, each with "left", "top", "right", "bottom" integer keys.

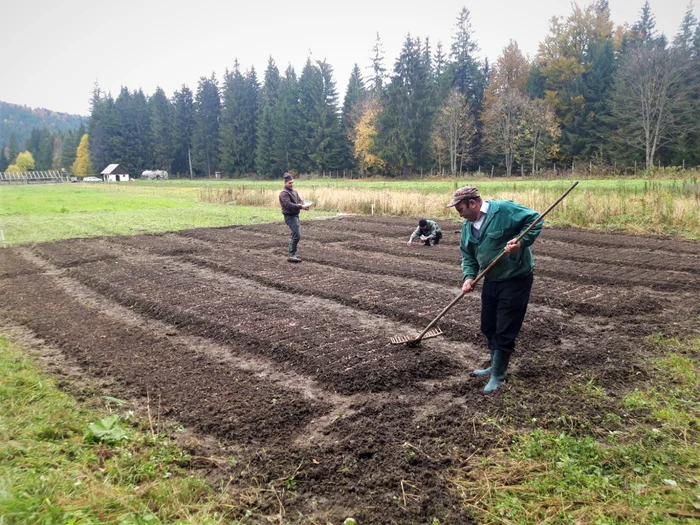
[{"left": 392, "top": 182, "right": 578, "bottom": 394}]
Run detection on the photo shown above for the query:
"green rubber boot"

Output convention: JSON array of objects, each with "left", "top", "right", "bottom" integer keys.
[
  {"left": 472, "top": 349, "right": 494, "bottom": 376},
  {"left": 484, "top": 349, "right": 511, "bottom": 393}
]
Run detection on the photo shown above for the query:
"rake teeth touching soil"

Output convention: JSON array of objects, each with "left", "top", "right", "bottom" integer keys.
[{"left": 390, "top": 327, "right": 444, "bottom": 346}]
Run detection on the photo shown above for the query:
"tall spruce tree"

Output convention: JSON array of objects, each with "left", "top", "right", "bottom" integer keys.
[
  {"left": 379, "top": 35, "right": 435, "bottom": 175},
  {"left": 340, "top": 64, "right": 367, "bottom": 170},
  {"left": 449, "top": 8, "right": 482, "bottom": 105},
  {"left": 271, "top": 65, "right": 303, "bottom": 175},
  {"left": 297, "top": 59, "right": 343, "bottom": 173},
  {"left": 219, "top": 61, "right": 248, "bottom": 174},
  {"left": 36, "top": 128, "right": 54, "bottom": 170},
  {"left": 0, "top": 144, "right": 8, "bottom": 172},
  {"left": 669, "top": 4, "right": 700, "bottom": 165},
  {"left": 256, "top": 57, "right": 281, "bottom": 177},
  {"left": 448, "top": 7, "right": 485, "bottom": 169},
  {"left": 369, "top": 33, "right": 387, "bottom": 94},
  {"left": 149, "top": 87, "right": 173, "bottom": 172},
  {"left": 193, "top": 74, "right": 221, "bottom": 176},
  {"left": 172, "top": 85, "right": 196, "bottom": 176},
  {"left": 7, "top": 134, "right": 18, "bottom": 164},
  {"left": 240, "top": 68, "right": 260, "bottom": 174},
  {"left": 60, "top": 129, "right": 80, "bottom": 171},
  {"left": 88, "top": 85, "right": 117, "bottom": 172}
]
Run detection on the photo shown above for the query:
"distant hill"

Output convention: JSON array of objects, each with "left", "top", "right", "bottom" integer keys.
[{"left": 0, "top": 101, "right": 87, "bottom": 147}]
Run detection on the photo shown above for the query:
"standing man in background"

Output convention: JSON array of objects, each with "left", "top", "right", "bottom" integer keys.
[
  {"left": 447, "top": 186, "right": 542, "bottom": 393},
  {"left": 279, "top": 172, "right": 310, "bottom": 263}
]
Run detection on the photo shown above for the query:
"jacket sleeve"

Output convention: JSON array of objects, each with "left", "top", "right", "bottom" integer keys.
[
  {"left": 512, "top": 203, "right": 542, "bottom": 247},
  {"left": 460, "top": 223, "right": 479, "bottom": 281},
  {"left": 409, "top": 226, "right": 421, "bottom": 240}
]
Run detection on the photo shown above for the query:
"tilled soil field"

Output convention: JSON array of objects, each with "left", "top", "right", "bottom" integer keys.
[{"left": 1, "top": 216, "right": 699, "bottom": 524}]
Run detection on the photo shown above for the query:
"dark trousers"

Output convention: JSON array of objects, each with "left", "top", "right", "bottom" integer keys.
[
  {"left": 480, "top": 273, "right": 533, "bottom": 355},
  {"left": 284, "top": 214, "right": 301, "bottom": 256},
  {"left": 425, "top": 231, "right": 443, "bottom": 245}
]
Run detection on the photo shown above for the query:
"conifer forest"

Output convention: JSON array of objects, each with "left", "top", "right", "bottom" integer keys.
[{"left": 5, "top": 1, "right": 700, "bottom": 178}]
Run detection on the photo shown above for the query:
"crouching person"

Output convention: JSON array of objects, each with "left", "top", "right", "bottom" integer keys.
[{"left": 407, "top": 219, "right": 443, "bottom": 247}]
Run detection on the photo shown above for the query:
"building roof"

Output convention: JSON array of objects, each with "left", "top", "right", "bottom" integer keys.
[{"left": 101, "top": 164, "right": 128, "bottom": 175}]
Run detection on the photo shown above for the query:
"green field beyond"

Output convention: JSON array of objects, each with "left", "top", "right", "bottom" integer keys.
[{"left": 0, "top": 177, "right": 698, "bottom": 245}]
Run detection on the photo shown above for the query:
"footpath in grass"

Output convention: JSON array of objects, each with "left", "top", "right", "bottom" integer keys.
[
  {"left": 453, "top": 335, "right": 700, "bottom": 524},
  {"left": 0, "top": 336, "right": 241, "bottom": 525}
]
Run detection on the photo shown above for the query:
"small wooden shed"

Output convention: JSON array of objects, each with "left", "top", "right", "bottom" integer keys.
[{"left": 101, "top": 164, "right": 130, "bottom": 182}]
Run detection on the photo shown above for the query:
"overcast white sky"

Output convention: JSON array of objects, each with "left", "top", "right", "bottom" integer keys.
[{"left": 4, "top": 0, "right": 697, "bottom": 116}]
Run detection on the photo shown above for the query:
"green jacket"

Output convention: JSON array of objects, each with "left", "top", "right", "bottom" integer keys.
[
  {"left": 410, "top": 220, "right": 442, "bottom": 240},
  {"left": 460, "top": 200, "right": 542, "bottom": 282}
]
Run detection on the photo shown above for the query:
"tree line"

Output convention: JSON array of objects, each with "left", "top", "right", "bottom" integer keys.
[
  {"left": 5, "top": 1, "right": 698, "bottom": 178},
  {"left": 0, "top": 125, "right": 88, "bottom": 174}
]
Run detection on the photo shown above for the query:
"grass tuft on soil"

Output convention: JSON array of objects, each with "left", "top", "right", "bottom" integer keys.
[
  {"left": 0, "top": 336, "right": 243, "bottom": 525},
  {"left": 452, "top": 334, "right": 700, "bottom": 524}
]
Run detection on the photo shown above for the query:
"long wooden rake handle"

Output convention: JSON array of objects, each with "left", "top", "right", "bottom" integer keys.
[{"left": 410, "top": 181, "right": 579, "bottom": 344}]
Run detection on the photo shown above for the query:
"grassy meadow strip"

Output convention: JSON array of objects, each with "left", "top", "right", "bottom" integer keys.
[
  {"left": 0, "top": 183, "right": 326, "bottom": 245},
  {"left": 452, "top": 335, "right": 700, "bottom": 524},
  {"left": 1, "top": 176, "right": 698, "bottom": 244},
  {"left": 204, "top": 178, "right": 700, "bottom": 238},
  {"left": 0, "top": 336, "right": 245, "bottom": 524}
]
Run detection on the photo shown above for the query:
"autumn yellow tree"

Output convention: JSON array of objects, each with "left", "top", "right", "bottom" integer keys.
[
  {"left": 536, "top": 0, "right": 615, "bottom": 124},
  {"left": 6, "top": 151, "right": 35, "bottom": 172},
  {"left": 351, "top": 98, "right": 384, "bottom": 176},
  {"left": 72, "top": 134, "right": 94, "bottom": 175}
]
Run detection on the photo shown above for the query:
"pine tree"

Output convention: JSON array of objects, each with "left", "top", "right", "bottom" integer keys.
[
  {"left": 340, "top": 64, "right": 367, "bottom": 170},
  {"left": 88, "top": 84, "right": 117, "bottom": 172},
  {"left": 8, "top": 133, "right": 19, "bottom": 164},
  {"left": 271, "top": 65, "right": 303, "bottom": 175},
  {"left": 369, "top": 33, "right": 387, "bottom": 94},
  {"left": 241, "top": 68, "right": 260, "bottom": 174},
  {"left": 219, "top": 61, "right": 247, "bottom": 174},
  {"left": 60, "top": 130, "right": 79, "bottom": 170},
  {"left": 35, "top": 128, "right": 54, "bottom": 170},
  {"left": 449, "top": 8, "right": 482, "bottom": 104},
  {"left": 379, "top": 35, "right": 435, "bottom": 175},
  {"left": 526, "top": 63, "right": 546, "bottom": 99},
  {"left": 297, "top": 59, "right": 344, "bottom": 173},
  {"left": 0, "top": 145, "right": 8, "bottom": 172},
  {"left": 669, "top": 4, "right": 700, "bottom": 165},
  {"left": 172, "top": 85, "right": 195, "bottom": 176},
  {"left": 256, "top": 57, "right": 281, "bottom": 177},
  {"left": 193, "top": 74, "right": 221, "bottom": 176},
  {"left": 149, "top": 87, "right": 173, "bottom": 171},
  {"left": 448, "top": 7, "right": 485, "bottom": 168}
]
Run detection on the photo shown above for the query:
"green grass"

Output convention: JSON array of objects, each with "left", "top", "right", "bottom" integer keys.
[
  {"left": 452, "top": 335, "right": 700, "bottom": 524},
  {"left": 0, "top": 336, "right": 243, "bottom": 524},
  {"left": 1, "top": 177, "right": 698, "bottom": 245},
  {"left": 0, "top": 182, "right": 327, "bottom": 245}
]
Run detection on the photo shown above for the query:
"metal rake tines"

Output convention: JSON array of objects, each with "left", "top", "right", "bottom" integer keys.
[{"left": 390, "top": 326, "right": 444, "bottom": 345}]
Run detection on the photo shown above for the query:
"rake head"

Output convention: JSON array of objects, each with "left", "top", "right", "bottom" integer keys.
[{"left": 390, "top": 327, "right": 444, "bottom": 346}]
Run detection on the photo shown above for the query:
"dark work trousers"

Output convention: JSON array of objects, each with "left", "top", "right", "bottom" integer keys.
[
  {"left": 284, "top": 214, "right": 301, "bottom": 256},
  {"left": 480, "top": 273, "right": 534, "bottom": 355},
  {"left": 425, "top": 231, "right": 443, "bottom": 245}
]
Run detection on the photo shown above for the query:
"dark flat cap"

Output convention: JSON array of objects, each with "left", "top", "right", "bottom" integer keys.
[
  {"left": 446, "top": 186, "right": 480, "bottom": 207},
  {"left": 283, "top": 173, "right": 293, "bottom": 182}
]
